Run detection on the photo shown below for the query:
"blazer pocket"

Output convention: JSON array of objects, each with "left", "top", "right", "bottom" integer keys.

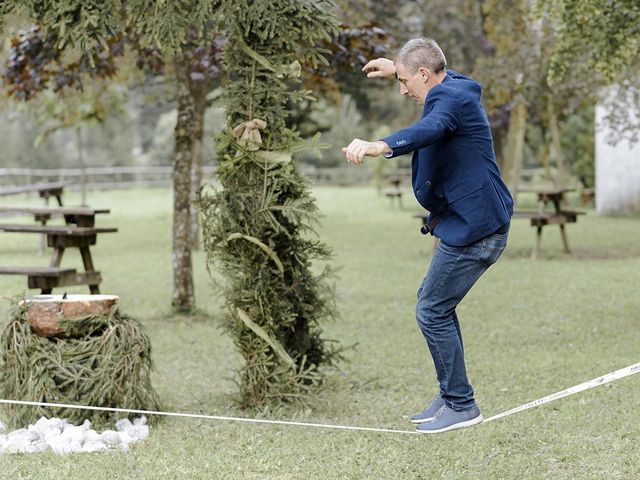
[{"left": 446, "top": 181, "right": 483, "bottom": 203}]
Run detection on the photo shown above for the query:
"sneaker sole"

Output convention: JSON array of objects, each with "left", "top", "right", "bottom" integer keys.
[
  {"left": 415, "top": 414, "right": 483, "bottom": 434},
  {"left": 411, "top": 415, "right": 438, "bottom": 424},
  {"left": 411, "top": 404, "right": 446, "bottom": 424}
]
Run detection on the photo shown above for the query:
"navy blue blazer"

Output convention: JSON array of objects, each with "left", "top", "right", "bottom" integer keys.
[{"left": 382, "top": 70, "right": 513, "bottom": 246}]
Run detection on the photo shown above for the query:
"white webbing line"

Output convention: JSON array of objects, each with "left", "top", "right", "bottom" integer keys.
[
  {"left": 0, "top": 398, "right": 419, "bottom": 435},
  {"left": 1, "top": 361, "right": 638, "bottom": 434},
  {"left": 483, "top": 361, "right": 640, "bottom": 423}
]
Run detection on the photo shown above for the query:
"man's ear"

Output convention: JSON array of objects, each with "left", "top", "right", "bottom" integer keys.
[{"left": 418, "top": 67, "right": 430, "bottom": 82}]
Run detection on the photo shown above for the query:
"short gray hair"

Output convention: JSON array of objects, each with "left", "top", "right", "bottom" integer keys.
[{"left": 396, "top": 38, "right": 447, "bottom": 74}]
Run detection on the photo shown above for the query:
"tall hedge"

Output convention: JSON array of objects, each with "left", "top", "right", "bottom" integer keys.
[{"left": 198, "top": 0, "right": 341, "bottom": 408}]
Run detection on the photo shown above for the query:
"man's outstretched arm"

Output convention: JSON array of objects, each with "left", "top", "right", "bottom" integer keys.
[
  {"left": 341, "top": 57, "right": 396, "bottom": 165},
  {"left": 362, "top": 58, "right": 395, "bottom": 78},
  {"left": 342, "top": 139, "right": 391, "bottom": 165}
]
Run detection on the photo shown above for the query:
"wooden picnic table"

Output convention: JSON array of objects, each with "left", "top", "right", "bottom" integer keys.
[
  {"left": 0, "top": 205, "right": 109, "bottom": 227},
  {"left": 0, "top": 182, "right": 65, "bottom": 206},
  {"left": 519, "top": 187, "right": 573, "bottom": 213},
  {"left": 515, "top": 188, "right": 584, "bottom": 259},
  {"left": 0, "top": 209, "right": 117, "bottom": 294},
  {"left": 383, "top": 174, "right": 407, "bottom": 208},
  {"left": 0, "top": 204, "right": 110, "bottom": 254}
]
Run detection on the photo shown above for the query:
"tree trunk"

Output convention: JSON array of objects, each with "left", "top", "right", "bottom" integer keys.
[
  {"left": 506, "top": 101, "right": 528, "bottom": 198},
  {"left": 501, "top": 115, "right": 516, "bottom": 186},
  {"left": 539, "top": 143, "right": 559, "bottom": 188},
  {"left": 171, "top": 52, "right": 196, "bottom": 312},
  {"left": 189, "top": 89, "right": 206, "bottom": 250},
  {"left": 548, "top": 102, "right": 566, "bottom": 188}
]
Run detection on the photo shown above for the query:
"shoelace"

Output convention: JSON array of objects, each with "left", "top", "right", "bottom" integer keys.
[
  {"left": 432, "top": 405, "right": 447, "bottom": 419},
  {"left": 425, "top": 394, "right": 439, "bottom": 408}
]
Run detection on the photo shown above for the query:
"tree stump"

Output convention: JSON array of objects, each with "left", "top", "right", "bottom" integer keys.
[{"left": 22, "top": 294, "right": 118, "bottom": 338}]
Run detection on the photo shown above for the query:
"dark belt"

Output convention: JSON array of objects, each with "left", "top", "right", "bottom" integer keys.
[{"left": 420, "top": 216, "right": 442, "bottom": 235}]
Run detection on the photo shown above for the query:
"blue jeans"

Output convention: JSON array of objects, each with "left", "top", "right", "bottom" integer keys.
[{"left": 416, "top": 230, "right": 508, "bottom": 411}]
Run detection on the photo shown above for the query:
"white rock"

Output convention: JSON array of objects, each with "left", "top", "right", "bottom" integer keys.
[
  {"left": 7, "top": 428, "right": 39, "bottom": 444},
  {"left": 115, "top": 418, "right": 132, "bottom": 432},
  {"left": 30, "top": 417, "right": 65, "bottom": 435},
  {"left": 83, "top": 430, "right": 102, "bottom": 444},
  {"left": 42, "top": 427, "right": 63, "bottom": 444},
  {"left": 50, "top": 440, "right": 82, "bottom": 455},
  {"left": 100, "top": 430, "right": 121, "bottom": 446},
  {"left": 4, "top": 429, "right": 47, "bottom": 454},
  {"left": 117, "top": 431, "right": 133, "bottom": 446},
  {"left": 123, "top": 424, "right": 149, "bottom": 442},
  {"left": 0, "top": 416, "right": 149, "bottom": 455},
  {"left": 133, "top": 416, "right": 147, "bottom": 426},
  {"left": 0, "top": 420, "right": 6, "bottom": 433},
  {"left": 60, "top": 424, "right": 86, "bottom": 445},
  {"left": 82, "top": 441, "right": 108, "bottom": 453}
]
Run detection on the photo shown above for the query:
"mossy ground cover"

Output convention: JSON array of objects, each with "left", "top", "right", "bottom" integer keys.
[{"left": 0, "top": 186, "right": 638, "bottom": 479}]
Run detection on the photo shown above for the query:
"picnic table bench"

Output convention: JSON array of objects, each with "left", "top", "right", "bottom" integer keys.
[
  {"left": 0, "top": 182, "right": 65, "bottom": 205},
  {"left": 0, "top": 205, "right": 109, "bottom": 226},
  {"left": 0, "top": 205, "right": 110, "bottom": 254},
  {"left": 0, "top": 266, "right": 99, "bottom": 293},
  {"left": 514, "top": 188, "right": 585, "bottom": 259},
  {"left": 0, "top": 207, "right": 117, "bottom": 294},
  {"left": 383, "top": 175, "right": 405, "bottom": 207}
]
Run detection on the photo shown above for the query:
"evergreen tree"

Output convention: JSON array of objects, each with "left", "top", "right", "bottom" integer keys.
[{"left": 198, "top": 0, "right": 341, "bottom": 408}]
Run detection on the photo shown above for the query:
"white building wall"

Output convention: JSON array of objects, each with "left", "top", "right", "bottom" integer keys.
[{"left": 595, "top": 104, "right": 640, "bottom": 214}]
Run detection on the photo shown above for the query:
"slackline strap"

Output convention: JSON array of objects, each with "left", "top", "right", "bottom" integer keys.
[
  {"left": 0, "top": 399, "right": 418, "bottom": 435},
  {"left": 1, "top": 361, "right": 638, "bottom": 435},
  {"left": 482, "top": 361, "right": 640, "bottom": 423}
]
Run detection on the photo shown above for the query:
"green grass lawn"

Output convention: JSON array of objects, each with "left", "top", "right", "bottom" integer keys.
[{"left": 1, "top": 186, "right": 639, "bottom": 479}]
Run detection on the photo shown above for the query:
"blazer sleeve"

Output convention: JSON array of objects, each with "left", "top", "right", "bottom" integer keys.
[{"left": 382, "top": 88, "right": 462, "bottom": 158}]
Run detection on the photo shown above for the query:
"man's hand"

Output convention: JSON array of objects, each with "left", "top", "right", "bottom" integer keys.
[
  {"left": 342, "top": 139, "right": 391, "bottom": 166},
  {"left": 362, "top": 58, "right": 395, "bottom": 78}
]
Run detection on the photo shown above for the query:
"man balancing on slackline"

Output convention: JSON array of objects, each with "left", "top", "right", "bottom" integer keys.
[{"left": 342, "top": 37, "right": 513, "bottom": 434}]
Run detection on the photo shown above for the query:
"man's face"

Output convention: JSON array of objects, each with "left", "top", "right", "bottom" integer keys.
[{"left": 395, "top": 62, "right": 429, "bottom": 105}]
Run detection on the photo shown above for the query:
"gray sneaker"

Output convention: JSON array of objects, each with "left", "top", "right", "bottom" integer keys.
[
  {"left": 415, "top": 404, "right": 483, "bottom": 434},
  {"left": 410, "top": 395, "right": 446, "bottom": 424}
]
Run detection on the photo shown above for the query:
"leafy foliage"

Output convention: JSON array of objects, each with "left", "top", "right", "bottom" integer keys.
[
  {"left": 303, "top": 23, "right": 390, "bottom": 109},
  {"left": 198, "top": 0, "right": 342, "bottom": 409},
  {"left": 541, "top": 0, "right": 640, "bottom": 85},
  {"left": 2, "top": 26, "right": 123, "bottom": 101},
  {"left": 1, "top": 1, "right": 222, "bottom": 58},
  {"left": 2, "top": 24, "right": 223, "bottom": 104}
]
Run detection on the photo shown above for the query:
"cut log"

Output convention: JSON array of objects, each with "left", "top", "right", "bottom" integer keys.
[{"left": 23, "top": 294, "right": 119, "bottom": 337}]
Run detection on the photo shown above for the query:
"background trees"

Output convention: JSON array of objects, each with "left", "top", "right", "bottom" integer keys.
[{"left": 0, "top": 1, "right": 223, "bottom": 312}]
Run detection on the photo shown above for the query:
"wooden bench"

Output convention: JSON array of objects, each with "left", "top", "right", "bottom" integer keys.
[
  {"left": 0, "top": 205, "right": 109, "bottom": 227},
  {"left": 0, "top": 224, "right": 116, "bottom": 237},
  {"left": 515, "top": 188, "right": 586, "bottom": 259},
  {"left": 383, "top": 175, "right": 405, "bottom": 208},
  {"left": 0, "top": 223, "right": 117, "bottom": 294},
  {"left": 0, "top": 182, "right": 65, "bottom": 206},
  {"left": 0, "top": 266, "right": 100, "bottom": 292},
  {"left": 383, "top": 188, "right": 403, "bottom": 207},
  {"left": 513, "top": 209, "right": 585, "bottom": 259},
  {"left": 580, "top": 188, "right": 595, "bottom": 206},
  {"left": 0, "top": 205, "right": 110, "bottom": 255}
]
